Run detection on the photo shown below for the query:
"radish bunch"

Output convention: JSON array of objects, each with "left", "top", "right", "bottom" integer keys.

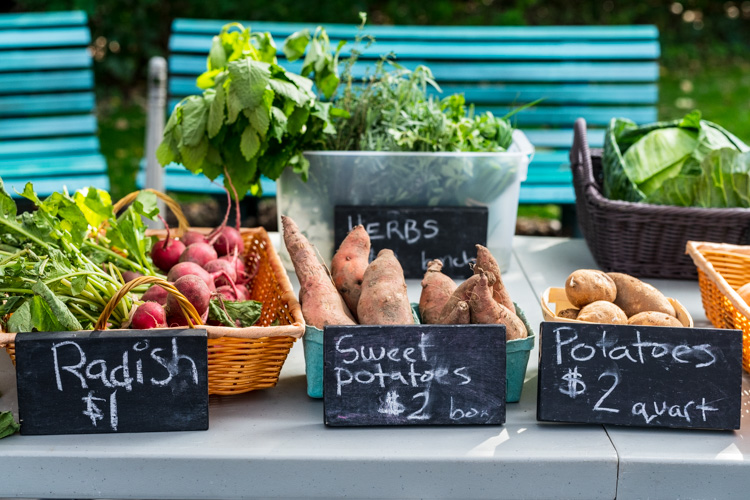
[{"left": 133, "top": 183, "right": 260, "bottom": 329}]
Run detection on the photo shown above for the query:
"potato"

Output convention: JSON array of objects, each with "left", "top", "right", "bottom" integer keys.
[
  {"left": 607, "top": 272, "right": 675, "bottom": 317},
  {"left": 565, "top": 269, "right": 617, "bottom": 308},
  {"left": 627, "top": 311, "right": 683, "bottom": 327},
  {"left": 576, "top": 301, "right": 628, "bottom": 324},
  {"left": 557, "top": 308, "right": 579, "bottom": 320}
]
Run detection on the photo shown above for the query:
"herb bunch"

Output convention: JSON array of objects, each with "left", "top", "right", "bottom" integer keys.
[{"left": 157, "top": 23, "right": 340, "bottom": 198}]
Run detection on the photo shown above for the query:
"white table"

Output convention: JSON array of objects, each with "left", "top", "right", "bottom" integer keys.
[{"left": 0, "top": 235, "right": 746, "bottom": 499}]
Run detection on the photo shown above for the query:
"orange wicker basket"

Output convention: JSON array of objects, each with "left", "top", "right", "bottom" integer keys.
[
  {"left": 1, "top": 227, "right": 305, "bottom": 396},
  {"left": 686, "top": 240, "right": 750, "bottom": 373}
]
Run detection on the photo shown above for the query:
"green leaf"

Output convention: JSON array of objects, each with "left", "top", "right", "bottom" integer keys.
[
  {"left": 269, "top": 78, "right": 307, "bottom": 106},
  {"left": 74, "top": 188, "right": 113, "bottom": 229},
  {"left": 252, "top": 32, "right": 278, "bottom": 64},
  {"left": 270, "top": 107, "right": 288, "bottom": 141},
  {"left": 180, "top": 96, "right": 209, "bottom": 147},
  {"left": 132, "top": 190, "right": 160, "bottom": 219},
  {"left": 226, "top": 85, "right": 243, "bottom": 125},
  {"left": 282, "top": 29, "right": 310, "bottom": 62},
  {"left": 228, "top": 59, "right": 271, "bottom": 110},
  {"left": 71, "top": 275, "right": 88, "bottom": 296},
  {"left": 179, "top": 136, "right": 209, "bottom": 172},
  {"left": 207, "top": 83, "right": 225, "bottom": 139},
  {"left": 208, "top": 298, "right": 262, "bottom": 327},
  {"left": 7, "top": 300, "right": 32, "bottom": 333},
  {"left": 156, "top": 140, "right": 176, "bottom": 166},
  {"left": 0, "top": 412, "right": 20, "bottom": 439},
  {"left": 208, "top": 35, "right": 227, "bottom": 71},
  {"left": 32, "top": 280, "right": 82, "bottom": 331},
  {"left": 240, "top": 126, "right": 261, "bottom": 160},
  {"left": 287, "top": 106, "right": 310, "bottom": 136}
]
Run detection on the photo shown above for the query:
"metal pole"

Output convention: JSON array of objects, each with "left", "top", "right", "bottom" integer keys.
[{"left": 144, "top": 56, "right": 167, "bottom": 227}]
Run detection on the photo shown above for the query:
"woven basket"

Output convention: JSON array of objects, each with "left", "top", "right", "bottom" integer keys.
[
  {"left": 541, "top": 287, "right": 694, "bottom": 327},
  {"left": 686, "top": 241, "right": 750, "bottom": 372},
  {"left": 2, "top": 190, "right": 305, "bottom": 396},
  {"left": 571, "top": 118, "right": 750, "bottom": 280}
]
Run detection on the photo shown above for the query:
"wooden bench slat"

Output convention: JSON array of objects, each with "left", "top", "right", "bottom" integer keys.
[
  {"left": 0, "top": 48, "right": 92, "bottom": 72},
  {"left": 170, "top": 77, "right": 658, "bottom": 105},
  {"left": 0, "top": 136, "right": 100, "bottom": 158},
  {"left": 170, "top": 56, "right": 659, "bottom": 82},
  {"left": 0, "top": 11, "right": 87, "bottom": 29},
  {"left": 0, "top": 27, "right": 90, "bottom": 49},
  {"left": 170, "top": 34, "right": 659, "bottom": 60},
  {"left": 475, "top": 106, "right": 657, "bottom": 126},
  {"left": 136, "top": 164, "right": 277, "bottom": 196},
  {"left": 3, "top": 174, "right": 110, "bottom": 198},
  {"left": 519, "top": 184, "right": 576, "bottom": 204},
  {"left": 0, "top": 154, "right": 106, "bottom": 177},
  {"left": 0, "top": 70, "right": 94, "bottom": 95},
  {"left": 0, "top": 115, "right": 97, "bottom": 139},
  {"left": 0, "top": 93, "right": 94, "bottom": 116},
  {"left": 524, "top": 128, "right": 605, "bottom": 148},
  {"left": 173, "top": 19, "right": 659, "bottom": 41}
]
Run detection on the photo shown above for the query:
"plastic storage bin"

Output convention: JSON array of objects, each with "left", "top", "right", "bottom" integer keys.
[
  {"left": 302, "top": 303, "right": 536, "bottom": 403},
  {"left": 277, "top": 130, "right": 534, "bottom": 274}
]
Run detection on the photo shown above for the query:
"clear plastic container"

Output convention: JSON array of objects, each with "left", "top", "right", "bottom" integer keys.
[{"left": 277, "top": 130, "right": 534, "bottom": 273}]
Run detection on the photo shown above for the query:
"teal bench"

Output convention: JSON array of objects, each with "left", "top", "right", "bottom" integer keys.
[
  {"left": 143, "top": 19, "right": 660, "bottom": 203},
  {"left": 0, "top": 11, "right": 109, "bottom": 197}
]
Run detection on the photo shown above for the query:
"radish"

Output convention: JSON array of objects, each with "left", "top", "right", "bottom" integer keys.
[
  {"left": 168, "top": 261, "right": 216, "bottom": 291},
  {"left": 206, "top": 171, "right": 245, "bottom": 257},
  {"left": 181, "top": 230, "right": 208, "bottom": 247},
  {"left": 167, "top": 305, "right": 208, "bottom": 327},
  {"left": 151, "top": 215, "right": 185, "bottom": 272},
  {"left": 131, "top": 302, "right": 167, "bottom": 329},
  {"left": 220, "top": 251, "right": 260, "bottom": 285},
  {"left": 179, "top": 242, "right": 218, "bottom": 268},
  {"left": 167, "top": 274, "right": 211, "bottom": 317},
  {"left": 216, "top": 285, "right": 248, "bottom": 302},
  {"left": 141, "top": 284, "right": 169, "bottom": 305},
  {"left": 121, "top": 270, "right": 143, "bottom": 283},
  {"left": 204, "top": 259, "right": 237, "bottom": 288}
]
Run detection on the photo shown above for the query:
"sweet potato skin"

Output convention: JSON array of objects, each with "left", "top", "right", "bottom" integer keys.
[
  {"left": 437, "top": 274, "right": 483, "bottom": 324},
  {"left": 474, "top": 244, "right": 514, "bottom": 311},
  {"left": 441, "top": 300, "right": 470, "bottom": 325},
  {"left": 419, "top": 259, "right": 458, "bottom": 324},
  {"left": 469, "top": 273, "right": 527, "bottom": 339},
  {"left": 357, "top": 249, "right": 414, "bottom": 325},
  {"left": 331, "top": 225, "right": 371, "bottom": 322},
  {"left": 282, "top": 216, "right": 356, "bottom": 329}
]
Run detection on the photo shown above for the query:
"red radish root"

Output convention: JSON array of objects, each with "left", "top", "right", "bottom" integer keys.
[{"left": 131, "top": 302, "right": 167, "bottom": 329}]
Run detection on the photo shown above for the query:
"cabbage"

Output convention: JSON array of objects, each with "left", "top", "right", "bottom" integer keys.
[{"left": 602, "top": 110, "right": 750, "bottom": 207}]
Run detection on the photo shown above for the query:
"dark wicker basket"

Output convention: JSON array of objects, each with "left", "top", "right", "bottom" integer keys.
[{"left": 571, "top": 118, "right": 750, "bottom": 280}]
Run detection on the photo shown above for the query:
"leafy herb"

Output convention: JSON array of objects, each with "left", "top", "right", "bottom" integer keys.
[
  {"left": 0, "top": 411, "right": 19, "bottom": 439},
  {"left": 208, "top": 297, "right": 262, "bottom": 327},
  {"left": 157, "top": 23, "right": 339, "bottom": 198}
]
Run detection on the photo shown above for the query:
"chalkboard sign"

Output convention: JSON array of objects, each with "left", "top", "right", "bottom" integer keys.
[
  {"left": 15, "top": 329, "right": 209, "bottom": 435},
  {"left": 334, "top": 205, "right": 488, "bottom": 279},
  {"left": 323, "top": 324, "right": 506, "bottom": 426},
  {"left": 537, "top": 322, "right": 742, "bottom": 430}
]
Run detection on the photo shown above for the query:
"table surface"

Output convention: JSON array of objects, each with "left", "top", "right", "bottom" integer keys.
[{"left": 0, "top": 235, "right": 747, "bottom": 500}]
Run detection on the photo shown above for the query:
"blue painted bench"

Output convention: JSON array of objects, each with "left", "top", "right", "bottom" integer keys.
[
  {"left": 144, "top": 19, "right": 660, "bottom": 204},
  {"left": 0, "top": 11, "right": 109, "bottom": 197}
]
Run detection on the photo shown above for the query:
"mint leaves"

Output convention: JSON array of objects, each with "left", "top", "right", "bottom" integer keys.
[{"left": 158, "top": 23, "right": 337, "bottom": 198}]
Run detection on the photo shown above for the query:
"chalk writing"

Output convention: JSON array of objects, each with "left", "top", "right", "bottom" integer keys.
[
  {"left": 324, "top": 325, "right": 505, "bottom": 426},
  {"left": 537, "top": 322, "right": 742, "bottom": 430}
]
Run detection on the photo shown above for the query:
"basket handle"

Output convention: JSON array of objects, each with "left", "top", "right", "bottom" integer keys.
[
  {"left": 569, "top": 118, "right": 597, "bottom": 190},
  {"left": 94, "top": 276, "right": 202, "bottom": 330},
  {"left": 111, "top": 189, "right": 190, "bottom": 237}
]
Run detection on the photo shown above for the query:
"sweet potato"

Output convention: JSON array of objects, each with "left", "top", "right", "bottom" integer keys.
[
  {"left": 469, "top": 273, "right": 527, "bottom": 339},
  {"left": 419, "top": 259, "right": 458, "bottom": 324},
  {"left": 437, "top": 274, "right": 484, "bottom": 324},
  {"left": 357, "top": 249, "right": 414, "bottom": 325},
  {"left": 441, "top": 300, "right": 470, "bottom": 325},
  {"left": 331, "top": 225, "right": 371, "bottom": 321},
  {"left": 474, "top": 244, "right": 514, "bottom": 311},
  {"left": 281, "top": 216, "right": 356, "bottom": 329}
]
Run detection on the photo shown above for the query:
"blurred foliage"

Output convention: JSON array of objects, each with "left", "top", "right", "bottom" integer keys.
[{"left": 6, "top": 0, "right": 750, "bottom": 92}]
